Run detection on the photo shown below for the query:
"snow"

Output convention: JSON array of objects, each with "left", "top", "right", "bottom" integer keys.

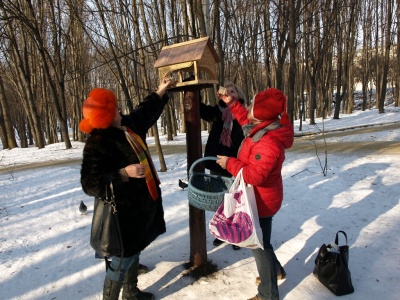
[{"left": 1, "top": 107, "right": 400, "bottom": 300}]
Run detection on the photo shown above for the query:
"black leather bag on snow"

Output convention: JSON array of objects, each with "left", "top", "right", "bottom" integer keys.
[
  {"left": 90, "top": 181, "right": 124, "bottom": 260},
  {"left": 313, "top": 230, "right": 354, "bottom": 296}
]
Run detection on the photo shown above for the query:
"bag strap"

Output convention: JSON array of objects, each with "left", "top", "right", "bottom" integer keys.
[
  {"left": 335, "top": 230, "right": 348, "bottom": 246},
  {"left": 104, "top": 180, "right": 124, "bottom": 272}
]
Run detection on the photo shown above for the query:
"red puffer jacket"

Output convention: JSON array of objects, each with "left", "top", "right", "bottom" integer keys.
[{"left": 225, "top": 101, "right": 294, "bottom": 217}]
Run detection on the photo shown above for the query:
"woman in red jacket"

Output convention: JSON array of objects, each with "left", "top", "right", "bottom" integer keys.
[{"left": 216, "top": 88, "right": 294, "bottom": 300}]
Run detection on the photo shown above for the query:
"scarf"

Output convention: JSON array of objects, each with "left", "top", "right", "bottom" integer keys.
[
  {"left": 242, "top": 120, "right": 281, "bottom": 139},
  {"left": 219, "top": 106, "right": 235, "bottom": 147},
  {"left": 238, "top": 121, "right": 282, "bottom": 154},
  {"left": 124, "top": 127, "right": 160, "bottom": 201}
]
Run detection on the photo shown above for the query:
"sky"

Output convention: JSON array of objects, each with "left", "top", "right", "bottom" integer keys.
[{"left": 1, "top": 105, "right": 399, "bottom": 300}]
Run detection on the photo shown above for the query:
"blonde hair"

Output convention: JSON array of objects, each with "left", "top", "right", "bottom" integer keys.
[{"left": 224, "top": 81, "right": 246, "bottom": 102}]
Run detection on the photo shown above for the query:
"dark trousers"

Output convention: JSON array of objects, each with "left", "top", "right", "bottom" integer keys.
[{"left": 251, "top": 217, "right": 280, "bottom": 300}]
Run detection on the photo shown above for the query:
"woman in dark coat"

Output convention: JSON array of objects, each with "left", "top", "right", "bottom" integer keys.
[
  {"left": 200, "top": 82, "right": 246, "bottom": 177},
  {"left": 199, "top": 82, "right": 246, "bottom": 250},
  {"left": 80, "top": 79, "right": 174, "bottom": 300}
]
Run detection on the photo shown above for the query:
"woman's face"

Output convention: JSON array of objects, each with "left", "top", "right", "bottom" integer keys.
[
  {"left": 226, "top": 86, "right": 239, "bottom": 100},
  {"left": 247, "top": 103, "right": 261, "bottom": 124}
]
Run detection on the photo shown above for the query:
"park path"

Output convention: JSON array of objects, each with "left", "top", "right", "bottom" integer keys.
[
  {"left": 149, "top": 122, "right": 400, "bottom": 155},
  {"left": 1, "top": 122, "right": 398, "bottom": 174},
  {"left": 290, "top": 122, "right": 400, "bottom": 154}
]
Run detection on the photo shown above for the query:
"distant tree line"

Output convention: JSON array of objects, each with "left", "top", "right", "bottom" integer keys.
[{"left": 0, "top": 0, "right": 398, "bottom": 155}]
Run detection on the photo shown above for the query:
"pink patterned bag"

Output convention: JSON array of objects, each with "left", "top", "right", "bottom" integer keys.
[{"left": 209, "top": 169, "right": 264, "bottom": 249}]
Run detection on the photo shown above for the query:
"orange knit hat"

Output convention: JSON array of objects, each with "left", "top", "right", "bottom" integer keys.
[
  {"left": 79, "top": 88, "right": 117, "bottom": 134},
  {"left": 251, "top": 88, "right": 290, "bottom": 125}
]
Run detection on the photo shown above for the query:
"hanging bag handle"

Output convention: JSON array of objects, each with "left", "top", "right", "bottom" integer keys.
[
  {"left": 335, "top": 230, "right": 348, "bottom": 246},
  {"left": 103, "top": 180, "right": 124, "bottom": 272}
]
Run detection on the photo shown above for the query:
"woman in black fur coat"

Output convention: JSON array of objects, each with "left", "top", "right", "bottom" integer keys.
[
  {"left": 79, "top": 78, "right": 175, "bottom": 300},
  {"left": 200, "top": 82, "right": 246, "bottom": 250},
  {"left": 200, "top": 82, "right": 246, "bottom": 178}
]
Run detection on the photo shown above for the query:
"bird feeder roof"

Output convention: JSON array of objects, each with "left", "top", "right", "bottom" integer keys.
[{"left": 154, "top": 37, "right": 220, "bottom": 68}]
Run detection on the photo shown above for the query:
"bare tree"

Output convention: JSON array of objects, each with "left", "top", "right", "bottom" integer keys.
[
  {"left": 397, "top": 0, "right": 400, "bottom": 107},
  {"left": 303, "top": 1, "right": 320, "bottom": 125},
  {"left": 286, "top": 0, "right": 302, "bottom": 124},
  {"left": 65, "top": 0, "right": 90, "bottom": 142},
  {"left": 360, "top": 1, "right": 374, "bottom": 111},
  {"left": 0, "top": 1, "right": 46, "bottom": 148},
  {"left": 333, "top": 0, "right": 360, "bottom": 119},
  {"left": 375, "top": 0, "right": 394, "bottom": 113},
  {"left": 0, "top": 75, "right": 18, "bottom": 149},
  {"left": 0, "top": 0, "right": 398, "bottom": 150},
  {"left": 135, "top": 0, "right": 168, "bottom": 172}
]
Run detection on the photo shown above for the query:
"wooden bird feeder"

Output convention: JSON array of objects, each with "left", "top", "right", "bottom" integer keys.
[
  {"left": 154, "top": 37, "right": 220, "bottom": 91},
  {"left": 154, "top": 37, "right": 221, "bottom": 271}
]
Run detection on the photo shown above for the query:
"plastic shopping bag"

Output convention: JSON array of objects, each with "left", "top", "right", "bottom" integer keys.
[{"left": 209, "top": 169, "right": 264, "bottom": 249}]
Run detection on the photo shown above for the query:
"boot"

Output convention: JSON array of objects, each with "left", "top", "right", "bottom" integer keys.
[
  {"left": 138, "top": 263, "right": 150, "bottom": 275},
  {"left": 122, "top": 286, "right": 155, "bottom": 300},
  {"left": 103, "top": 278, "right": 122, "bottom": 300},
  {"left": 122, "top": 260, "right": 155, "bottom": 300},
  {"left": 256, "top": 266, "right": 287, "bottom": 285}
]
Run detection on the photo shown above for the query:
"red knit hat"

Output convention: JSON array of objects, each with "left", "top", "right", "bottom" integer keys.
[
  {"left": 79, "top": 88, "right": 117, "bottom": 134},
  {"left": 251, "top": 88, "right": 290, "bottom": 125}
]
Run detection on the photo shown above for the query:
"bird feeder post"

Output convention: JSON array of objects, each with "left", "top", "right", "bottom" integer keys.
[
  {"left": 154, "top": 37, "right": 220, "bottom": 268},
  {"left": 183, "top": 89, "right": 207, "bottom": 266}
]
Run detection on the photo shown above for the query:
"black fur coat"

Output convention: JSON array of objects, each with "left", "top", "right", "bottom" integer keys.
[
  {"left": 200, "top": 99, "right": 245, "bottom": 176},
  {"left": 81, "top": 92, "right": 168, "bottom": 257}
]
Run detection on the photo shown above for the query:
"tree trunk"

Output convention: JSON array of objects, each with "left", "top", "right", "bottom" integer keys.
[
  {"left": 334, "top": 8, "right": 343, "bottom": 119},
  {"left": 377, "top": 0, "right": 393, "bottom": 113},
  {"left": 287, "top": 0, "right": 301, "bottom": 124},
  {"left": 361, "top": 1, "right": 372, "bottom": 111},
  {"left": 396, "top": 0, "right": 400, "bottom": 107},
  {"left": 165, "top": 103, "right": 173, "bottom": 141},
  {"left": 0, "top": 75, "right": 18, "bottom": 149},
  {"left": 0, "top": 1, "right": 46, "bottom": 149}
]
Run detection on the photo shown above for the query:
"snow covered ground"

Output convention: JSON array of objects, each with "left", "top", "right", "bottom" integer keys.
[{"left": 1, "top": 107, "right": 399, "bottom": 300}]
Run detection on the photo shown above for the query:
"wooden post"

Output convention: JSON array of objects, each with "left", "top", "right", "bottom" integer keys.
[
  {"left": 183, "top": 89, "right": 207, "bottom": 267},
  {"left": 153, "top": 36, "right": 220, "bottom": 270}
]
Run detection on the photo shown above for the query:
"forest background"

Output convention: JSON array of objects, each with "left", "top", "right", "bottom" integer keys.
[{"left": 0, "top": 0, "right": 399, "bottom": 165}]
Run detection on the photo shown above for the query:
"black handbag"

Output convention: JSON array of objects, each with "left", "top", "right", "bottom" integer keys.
[
  {"left": 90, "top": 181, "right": 124, "bottom": 270},
  {"left": 313, "top": 230, "right": 354, "bottom": 296}
]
